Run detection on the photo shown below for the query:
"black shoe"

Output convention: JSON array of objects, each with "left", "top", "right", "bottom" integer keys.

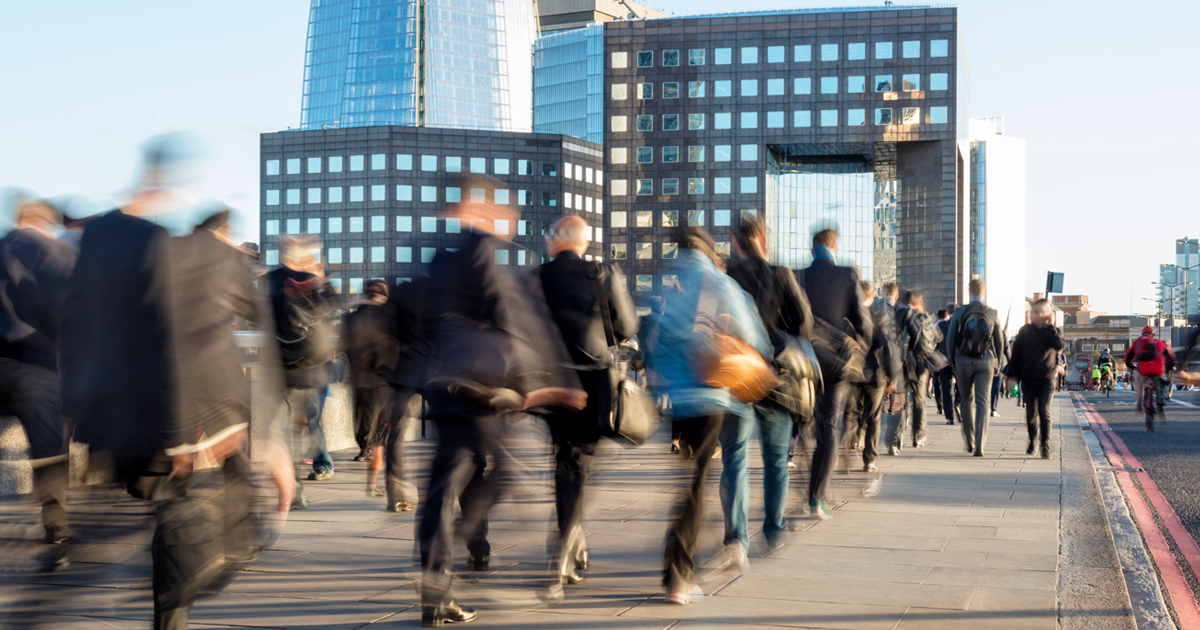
[
  {"left": 468, "top": 555, "right": 489, "bottom": 571},
  {"left": 291, "top": 496, "right": 310, "bottom": 510},
  {"left": 671, "top": 444, "right": 680, "bottom": 455},
  {"left": 1041, "top": 449, "right": 1051, "bottom": 460},
  {"left": 422, "top": 600, "right": 477, "bottom": 627},
  {"left": 973, "top": 450, "right": 984, "bottom": 458},
  {"left": 946, "top": 419, "right": 955, "bottom": 425},
  {"left": 308, "top": 469, "right": 334, "bottom": 481},
  {"left": 1026, "top": 441, "right": 1035, "bottom": 456},
  {"left": 965, "top": 444, "right": 974, "bottom": 454}
]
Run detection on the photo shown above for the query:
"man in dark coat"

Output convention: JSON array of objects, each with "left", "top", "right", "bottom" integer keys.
[
  {"left": 794, "top": 229, "right": 872, "bottom": 519},
  {"left": 935, "top": 307, "right": 957, "bottom": 423},
  {"left": 891, "top": 289, "right": 938, "bottom": 454},
  {"left": 1007, "top": 298, "right": 1065, "bottom": 458},
  {"left": 945, "top": 280, "right": 1005, "bottom": 456},
  {"left": 846, "top": 281, "right": 901, "bottom": 471},
  {"left": 538, "top": 215, "right": 638, "bottom": 584},
  {"left": 343, "top": 280, "right": 398, "bottom": 465},
  {"left": 0, "top": 198, "right": 76, "bottom": 544}
]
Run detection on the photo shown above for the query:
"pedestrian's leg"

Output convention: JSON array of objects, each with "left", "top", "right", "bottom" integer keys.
[
  {"left": 308, "top": 389, "right": 333, "bottom": 474},
  {"left": 956, "top": 367, "right": 976, "bottom": 451},
  {"left": 932, "top": 373, "right": 943, "bottom": 414},
  {"left": 809, "top": 383, "right": 846, "bottom": 505},
  {"left": 386, "top": 390, "right": 414, "bottom": 507},
  {"left": 8, "top": 362, "right": 70, "bottom": 541},
  {"left": 911, "top": 372, "right": 929, "bottom": 446},
  {"left": 861, "top": 384, "right": 884, "bottom": 467},
  {"left": 151, "top": 473, "right": 220, "bottom": 630},
  {"left": 419, "top": 421, "right": 479, "bottom": 606},
  {"left": 788, "top": 417, "right": 801, "bottom": 463},
  {"left": 974, "top": 368, "right": 993, "bottom": 453},
  {"left": 352, "top": 387, "right": 371, "bottom": 455},
  {"left": 1022, "top": 381, "right": 1038, "bottom": 453},
  {"left": 718, "top": 414, "right": 752, "bottom": 551},
  {"left": 990, "top": 374, "right": 1000, "bottom": 414},
  {"left": 940, "top": 370, "right": 956, "bottom": 423},
  {"left": 843, "top": 386, "right": 864, "bottom": 450},
  {"left": 663, "top": 415, "right": 722, "bottom": 590},
  {"left": 758, "top": 406, "right": 791, "bottom": 542},
  {"left": 891, "top": 386, "right": 909, "bottom": 450},
  {"left": 1037, "top": 380, "right": 1052, "bottom": 456}
]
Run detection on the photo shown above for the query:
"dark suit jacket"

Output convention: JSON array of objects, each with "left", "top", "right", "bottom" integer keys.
[
  {"left": 945, "top": 301, "right": 1005, "bottom": 369},
  {"left": 728, "top": 255, "right": 812, "bottom": 341},
  {"left": 386, "top": 276, "right": 432, "bottom": 392},
  {"left": 61, "top": 211, "right": 175, "bottom": 470},
  {"left": 343, "top": 301, "right": 398, "bottom": 390},
  {"left": 266, "top": 265, "right": 338, "bottom": 389},
  {"left": 0, "top": 227, "right": 77, "bottom": 369},
  {"left": 794, "top": 259, "right": 872, "bottom": 342},
  {"left": 538, "top": 251, "right": 638, "bottom": 368},
  {"left": 863, "top": 300, "right": 902, "bottom": 386}
]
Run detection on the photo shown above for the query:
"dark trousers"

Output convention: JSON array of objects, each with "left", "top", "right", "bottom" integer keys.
[
  {"left": 956, "top": 360, "right": 995, "bottom": 452},
  {"left": 1023, "top": 378, "right": 1053, "bottom": 452},
  {"left": 0, "top": 358, "right": 69, "bottom": 539},
  {"left": 990, "top": 374, "right": 1001, "bottom": 413},
  {"left": 353, "top": 386, "right": 391, "bottom": 451},
  {"left": 546, "top": 404, "right": 601, "bottom": 541},
  {"left": 663, "top": 414, "right": 724, "bottom": 587},
  {"left": 384, "top": 389, "right": 417, "bottom": 505},
  {"left": 937, "top": 368, "right": 956, "bottom": 422},
  {"left": 932, "top": 371, "right": 943, "bottom": 413},
  {"left": 419, "top": 414, "right": 501, "bottom": 605},
  {"left": 845, "top": 381, "right": 885, "bottom": 465},
  {"left": 894, "top": 371, "right": 929, "bottom": 448},
  {"left": 810, "top": 382, "right": 848, "bottom": 502}
]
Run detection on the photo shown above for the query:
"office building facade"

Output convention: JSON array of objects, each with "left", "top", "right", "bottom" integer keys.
[
  {"left": 299, "top": 0, "right": 535, "bottom": 132},
  {"left": 535, "top": 0, "right": 666, "bottom": 34},
  {"left": 968, "top": 116, "right": 1026, "bottom": 337},
  {"left": 1163, "top": 239, "right": 1200, "bottom": 319},
  {"left": 534, "top": 24, "right": 605, "bottom": 144},
  {"left": 259, "top": 127, "right": 604, "bottom": 294},
  {"left": 602, "top": 6, "right": 969, "bottom": 311}
]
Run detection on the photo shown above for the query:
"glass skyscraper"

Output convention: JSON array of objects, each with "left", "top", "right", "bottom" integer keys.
[
  {"left": 300, "top": 0, "right": 535, "bottom": 132},
  {"left": 534, "top": 24, "right": 604, "bottom": 145}
]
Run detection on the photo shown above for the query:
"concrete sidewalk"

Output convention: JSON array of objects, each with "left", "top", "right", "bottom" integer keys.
[{"left": 0, "top": 394, "right": 1135, "bottom": 629}]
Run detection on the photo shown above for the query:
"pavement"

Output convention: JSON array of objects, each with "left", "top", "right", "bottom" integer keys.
[{"left": 0, "top": 394, "right": 1143, "bottom": 629}]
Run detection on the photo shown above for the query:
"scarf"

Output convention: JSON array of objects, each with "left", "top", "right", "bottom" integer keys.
[{"left": 812, "top": 245, "right": 835, "bottom": 262}]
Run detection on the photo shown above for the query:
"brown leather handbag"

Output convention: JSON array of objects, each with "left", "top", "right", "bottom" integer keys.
[{"left": 692, "top": 275, "right": 779, "bottom": 403}]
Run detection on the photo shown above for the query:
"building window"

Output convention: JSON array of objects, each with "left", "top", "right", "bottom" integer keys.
[
  {"left": 466, "top": 157, "right": 484, "bottom": 174},
  {"left": 688, "top": 81, "right": 705, "bottom": 98},
  {"left": 421, "top": 186, "right": 436, "bottom": 202},
  {"left": 396, "top": 154, "right": 413, "bottom": 170},
  {"left": 820, "top": 110, "right": 837, "bottom": 126},
  {"left": 349, "top": 247, "right": 364, "bottom": 264},
  {"left": 371, "top": 247, "right": 385, "bottom": 263},
  {"left": 611, "top": 180, "right": 627, "bottom": 196},
  {"left": 902, "top": 107, "right": 921, "bottom": 125},
  {"left": 265, "top": 160, "right": 279, "bottom": 176},
  {"left": 741, "top": 47, "right": 757, "bottom": 64},
  {"left": 308, "top": 218, "right": 321, "bottom": 233},
  {"left": 350, "top": 155, "right": 364, "bottom": 171},
  {"left": 610, "top": 116, "right": 627, "bottom": 133},
  {"left": 518, "top": 159, "right": 533, "bottom": 175},
  {"left": 611, "top": 211, "right": 627, "bottom": 228},
  {"left": 611, "top": 243, "right": 627, "bottom": 259},
  {"left": 446, "top": 218, "right": 461, "bottom": 233},
  {"left": 848, "top": 109, "right": 866, "bottom": 126},
  {"left": 371, "top": 216, "right": 385, "bottom": 232},
  {"left": 688, "top": 114, "right": 705, "bottom": 130},
  {"left": 421, "top": 248, "right": 436, "bottom": 263},
  {"left": 369, "top": 154, "right": 384, "bottom": 170},
  {"left": 306, "top": 188, "right": 320, "bottom": 204},
  {"left": 663, "top": 146, "right": 679, "bottom": 163},
  {"left": 931, "top": 39, "right": 949, "bottom": 57},
  {"left": 265, "top": 219, "right": 279, "bottom": 235},
  {"left": 715, "top": 80, "right": 731, "bottom": 97},
  {"left": 767, "top": 78, "right": 784, "bottom": 95},
  {"left": 688, "top": 146, "right": 705, "bottom": 162},
  {"left": 636, "top": 179, "right": 653, "bottom": 196},
  {"left": 637, "top": 115, "right": 653, "bottom": 131},
  {"left": 848, "top": 76, "right": 865, "bottom": 93},
  {"left": 543, "top": 161, "right": 557, "bottom": 176},
  {"left": 903, "top": 74, "right": 920, "bottom": 91},
  {"left": 767, "top": 111, "right": 784, "bottom": 128},
  {"left": 328, "top": 217, "right": 343, "bottom": 233},
  {"left": 688, "top": 210, "right": 705, "bottom": 226},
  {"left": 329, "top": 156, "right": 343, "bottom": 172},
  {"left": 286, "top": 158, "right": 300, "bottom": 174},
  {"left": 688, "top": 178, "right": 705, "bottom": 195},
  {"left": 371, "top": 185, "right": 385, "bottom": 201},
  {"left": 931, "top": 107, "right": 948, "bottom": 124},
  {"left": 714, "top": 177, "right": 731, "bottom": 194},
  {"left": 495, "top": 189, "right": 510, "bottom": 205},
  {"left": 741, "top": 79, "right": 758, "bottom": 97},
  {"left": 663, "top": 179, "right": 679, "bottom": 195},
  {"left": 821, "top": 44, "right": 838, "bottom": 61},
  {"left": 664, "top": 82, "right": 680, "bottom": 98},
  {"left": 636, "top": 243, "right": 653, "bottom": 259},
  {"left": 636, "top": 275, "right": 652, "bottom": 291},
  {"left": 284, "top": 189, "right": 299, "bottom": 205},
  {"left": 848, "top": 43, "right": 866, "bottom": 60},
  {"left": 396, "top": 216, "right": 412, "bottom": 232},
  {"left": 612, "top": 52, "right": 627, "bottom": 68},
  {"left": 637, "top": 50, "right": 653, "bottom": 67},
  {"left": 518, "top": 190, "right": 534, "bottom": 205},
  {"left": 493, "top": 158, "right": 509, "bottom": 175},
  {"left": 715, "top": 242, "right": 731, "bottom": 258},
  {"left": 610, "top": 148, "right": 627, "bottom": 164},
  {"left": 397, "top": 247, "right": 412, "bottom": 263},
  {"left": 795, "top": 111, "right": 812, "bottom": 127},
  {"left": 638, "top": 83, "right": 653, "bottom": 99},
  {"left": 349, "top": 217, "right": 364, "bottom": 232},
  {"left": 794, "top": 45, "right": 811, "bottom": 62},
  {"left": 714, "top": 210, "right": 731, "bottom": 226},
  {"left": 875, "top": 75, "right": 893, "bottom": 92},
  {"left": 349, "top": 186, "right": 364, "bottom": 202},
  {"left": 446, "top": 157, "right": 462, "bottom": 173},
  {"left": 663, "top": 114, "right": 680, "bottom": 131},
  {"left": 740, "top": 178, "right": 757, "bottom": 194},
  {"left": 636, "top": 147, "right": 652, "bottom": 163},
  {"left": 930, "top": 73, "right": 948, "bottom": 91},
  {"left": 876, "top": 42, "right": 893, "bottom": 59},
  {"left": 663, "top": 49, "right": 680, "bottom": 66},
  {"left": 715, "top": 47, "right": 731, "bottom": 64},
  {"left": 662, "top": 243, "right": 678, "bottom": 259},
  {"left": 820, "top": 77, "right": 837, "bottom": 94},
  {"left": 740, "top": 112, "right": 758, "bottom": 129},
  {"left": 767, "top": 46, "right": 784, "bottom": 63},
  {"left": 715, "top": 145, "right": 731, "bottom": 162},
  {"left": 794, "top": 78, "right": 811, "bottom": 95},
  {"left": 611, "top": 84, "right": 627, "bottom": 100},
  {"left": 493, "top": 249, "right": 509, "bottom": 266},
  {"left": 306, "top": 157, "right": 321, "bottom": 174},
  {"left": 903, "top": 41, "right": 920, "bottom": 58},
  {"left": 324, "top": 187, "right": 340, "bottom": 203},
  {"left": 689, "top": 49, "right": 705, "bottom": 65},
  {"left": 327, "top": 248, "right": 341, "bottom": 264},
  {"left": 738, "top": 145, "right": 759, "bottom": 162},
  {"left": 542, "top": 191, "right": 558, "bottom": 206},
  {"left": 397, "top": 185, "right": 412, "bottom": 201},
  {"left": 420, "top": 216, "right": 437, "bottom": 233},
  {"left": 265, "top": 190, "right": 280, "bottom": 205},
  {"left": 875, "top": 108, "right": 893, "bottom": 125},
  {"left": 421, "top": 155, "right": 437, "bottom": 171}
]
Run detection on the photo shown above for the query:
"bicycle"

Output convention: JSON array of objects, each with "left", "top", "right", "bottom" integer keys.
[
  {"left": 1102, "top": 374, "right": 1114, "bottom": 397},
  {"left": 1143, "top": 377, "right": 1165, "bottom": 431}
]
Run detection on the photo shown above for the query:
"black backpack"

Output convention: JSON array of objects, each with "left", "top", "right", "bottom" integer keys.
[
  {"left": 911, "top": 313, "right": 939, "bottom": 361},
  {"left": 1136, "top": 337, "right": 1160, "bottom": 362},
  {"left": 957, "top": 305, "right": 992, "bottom": 359}
]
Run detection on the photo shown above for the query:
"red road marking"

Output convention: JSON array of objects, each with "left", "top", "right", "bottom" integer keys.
[{"left": 1077, "top": 396, "right": 1200, "bottom": 625}]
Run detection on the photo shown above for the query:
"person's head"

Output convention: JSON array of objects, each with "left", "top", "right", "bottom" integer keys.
[
  {"left": 440, "top": 174, "right": 518, "bottom": 240},
  {"left": 680, "top": 226, "right": 720, "bottom": 269},
  {"left": 936, "top": 309, "right": 947, "bottom": 320},
  {"left": 14, "top": 199, "right": 60, "bottom": 235},
  {"left": 812, "top": 229, "right": 838, "bottom": 253},
  {"left": 281, "top": 234, "right": 320, "bottom": 270},
  {"left": 364, "top": 280, "right": 390, "bottom": 299},
  {"left": 1031, "top": 298, "right": 1052, "bottom": 327},
  {"left": 969, "top": 278, "right": 986, "bottom": 299},
  {"left": 649, "top": 296, "right": 666, "bottom": 314},
  {"left": 904, "top": 289, "right": 925, "bottom": 312},
  {"left": 1142, "top": 325, "right": 1155, "bottom": 337},
  {"left": 881, "top": 282, "right": 899, "bottom": 306},
  {"left": 547, "top": 215, "right": 589, "bottom": 257},
  {"left": 734, "top": 216, "right": 768, "bottom": 260},
  {"left": 196, "top": 209, "right": 234, "bottom": 245},
  {"left": 859, "top": 280, "right": 875, "bottom": 306}
]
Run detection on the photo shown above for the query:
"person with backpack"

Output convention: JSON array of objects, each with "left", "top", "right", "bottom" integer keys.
[
  {"left": 1125, "top": 326, "right": 1177, "bottom": 414},
  {"left": 846, "top": 281, "right": 901, "bottom": 471},
  {"left": 1006, "top": 298, "right": 1064, "bottom": 458},
  {"left": 890, "top": 289, "right": 940, "bottom": 454},
  {"left": 945, "top": 280, "right": 1004, "bottom": 456},
  {"left": 342, "top": 280, "right": 399, "bottom": 493},
  {"left": 725, "top": 217, "right": 812, "bottom": 555},
  {"left": 934, "top": 308, "right": 957, "bottom": 424}
]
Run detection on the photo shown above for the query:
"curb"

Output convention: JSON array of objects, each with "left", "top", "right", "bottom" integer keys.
[{"left": 1071, "top": 398, "right": 1177, "bottom": 630}]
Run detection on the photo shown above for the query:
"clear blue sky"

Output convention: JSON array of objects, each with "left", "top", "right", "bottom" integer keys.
[{"left": 1, "top": 0, "right": 1195, "bottom": 314}]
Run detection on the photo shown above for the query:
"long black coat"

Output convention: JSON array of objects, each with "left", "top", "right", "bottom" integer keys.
[
  {"left": 0, "top": 227, "right": 76, "bottom": 369},
  {"left": 538, "top": 251, "right": 639, "bottom": 368},
  {"left": 794, "top": 258, "right": 872, "bottom": 342}
]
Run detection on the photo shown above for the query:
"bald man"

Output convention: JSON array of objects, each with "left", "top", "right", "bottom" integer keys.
[{"left": 537, "top": 215, "right": 638, "bottom": 585}]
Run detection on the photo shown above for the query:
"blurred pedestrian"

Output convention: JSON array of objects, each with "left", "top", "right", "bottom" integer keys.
[
  {"left": 891, "top": 289, "right": 939, "bottom": 454},
  {"left": 945, "top": 280, "right": 1004, "bottom": 456},
  {"left": 795, "top": 229, "right": 872, "bottom": 519},
  {"left": 538, "top": 215, "right": 638, "bottom": 585},
  {"left": 1007, "top": 298, "right": 1064, "bottom": 458},
  {"left": 934, "top": 308, "right": 956, "bottom": 424},
  {"left": 931, "top": 309, "right": 946, "bottom": 414},
  {"left": 847, "top": 281, "right": 900, "bottom": 471},
  {"left": 379, "top": 276, "right": 431, "bottom": 513},
  {"left": 343, "top": 279, "right": 398, "bottom": 475},
  {"left": 0, "top": 198, "right": 76, "bottom": 544}
]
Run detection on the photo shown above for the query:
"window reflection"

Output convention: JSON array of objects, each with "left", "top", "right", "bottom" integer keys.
[
  {"left": 636, "top": 275, "right": 652, "bottom": 291},
  {"left": 663, "top": 147, "right": 680, "bottom": 163},
  {"left": 795, "top": 78, "right": 811, "bottom": 95},
  {"left": 688, "top": 179, "right": 704, "bottom": 195},
  {"left": 821, "top": 77, "right": 838, "bottom": 94},
  {"left": 715, "top": 145, "right": 731, "bottom": 162},
  {"left": 637, "top": 115, "right": 653, "bottom": 131},
  {"left": 636, "top": 148, "right": 652, "bottom": 163},
  {"left": 740, "top": 144, "right": 757, "bottom": 161},
  {"left": 741, "top": 112, "right": 758, "bottom": 128},
  {"left": 848, "top": 43, "right": 866, "bottom": 60},
  {"left": 820, "top": 110, "right": 838, "bottom": 127},
  {"left": 821, "top": 44, "right": 838, "bottom": 61},
  {"left": 689, "top": 146, "right": 705, "bottom": 162},
  {"left": 689, "top": 49, "right": 705, "bottom": 65},
  {"left": 308, "top": 157, "right": 322, "bottom": 173},
  {"left": 848, "top": 76, "right": 866, "bottom": 93},
  {"left": 875, "top": 42, "right": 893, "bottom": 59},
  {"left": 875, "top": 108, "right": 893, "bottom": 125},
  {"left": 902, "top": 74, "right": 920, "bottom": 91},
  {"left": 768, "top": 111, "right": 784, "bottom": 128},
  {"left": 768, "top": 79, "right": 784, "bottom": 95},
  {"left": 741, "top": 47, "right": 757, "bottom": 64},
  {"left": 664, "top": 82, "right": 680, "bottom": 98},
  {"left": 612, "top": 52, "right": 627, "bottom": 68},
  {"left": 742, "top": 80, "right": 758, "bottom": 97},
  {"left": 663, "top": 211, "right": 679, "bottom": 227},
  {"left": 637, "top": 51, "right": 653, "bottom": 67},
  {"left": 714, "top": 210, "right": 731, "bottom": 226},
  {"left": 715, "top": 113, "right": 731, "bottom": 129},
  {"left": 611, "top": 211, "right": 627, "bottom": 228},
  {"left": 611, "top": 243, "right": 627, "bottom": 259},
  {"left": 931, "top": 40, "right": 949, "bottom": 57},
  {"left": 689, "top": 114, "right": 705, "bottom": 130},
  {"left": 875, "top": 75, "right": 893, "bottom": 92},
  {"left": 638, "top": 83, "right": 653, "bottom": 99},
  {"left": 794, "top": 45, "right": 811, "bottom": 62},
  {"left": 662, "top": 243, "right": 679, "bottom": 259},
  {"left": 902, "top": 107, "right": 920, "bottom": 124},
  {"left": 663, "top": 179, "right": 679, "bottom": 195},
  {"left": 930, "top": 73, "right": 948, "bottom": 91},
  {"left": 902, "top": 41, "right": 920, "bottom": 58},
  {"left": 636, "top": 180, "right": 653, "bottom": 195},
  {"left": 768, "top": 46, "right": 784, "bottom": 63},
  {"left": 611, "top": 84, "right": 627, "bottom": 100},
  {"left": 715, "top": 178, "right": 731, "bottom": 194},
  {"left": 663, "top": 114, "right": 680, "bottom": 130},
  {"left": 715, "top": 80, "right": 731, "bottom": 97},
  {"left": 636, "top": 211, "right": 652, "bottom": 227},
  {"left": 688, "top": 210, "right": 705, "bottom": 226},
  {"left": 663, "top": 50, "right": 680, "bottom": 66},
  {"left": 689, "top": 81, "right": 705, "bottom": 98},
  {"left": 931, "top": 106, "right": 948, "bottom": 124},
  {"left": 637, "top": 243, "right": 652, "bottom": 259},
  {"left": 715, "top": 48, "right": 731, "bottom": 64},
  {"left": 848, "top": 109, "right": 865, "bottom": 126}
]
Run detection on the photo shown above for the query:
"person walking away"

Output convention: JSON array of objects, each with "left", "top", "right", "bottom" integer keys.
[
  {"left": 880, "top": 282, "right": 899, "bottom": 309},
  {"left": 931, "top": 309, "right": 946, "bottom": 414},
  {"left": 646, "top": 227, "right": 769, "bottom": 604},
  {"left": 342, "top": 280, "right": 400, "bottom": 493},
  {"left": 537, "top": 215, "right": 638, "bottom": 585},
  {"left": 1006, "top": 298, "right": 1064, "bottom": 458},
  {"left": 267, "top": 236, "right": 338, "bottom": 502},
  {"left": 724, "top": 217, "right": 812, "bottom": 556},
  {"left": 0, "top": 198, "right": 76, "bottom": 545},
  {"left": 415, "top": 175, "right": 585, "bottom": 626},
  {"left": 891, "top": 290, "right": 940, "bottom": 455},
  {"left": 934, "top": 308, "right": 956, "bottom": 424},
  {"left": 991, "top": 334, "right": 1009, "bottom": 415},
  {"left": 795, "top": 229, "right": 872, "bottom": 518},
  {"left": 846, "top": 282, "right": 900, "bottom": 470},
  {"left": 1125, "top": 326, "right": 1176, "bottom": 415},
  {"left": 379, "top": 276, "right": 432, "bottom": 513},
  {"left": 945, "top": 280, "right": 1004, "bottom": 456}
]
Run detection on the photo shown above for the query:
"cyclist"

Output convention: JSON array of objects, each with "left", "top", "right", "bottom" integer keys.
[
  {"left": 1090, "top": 366, "right": 1101, "bottom": 390},
  {"left": 1124, "top": 326, "right": 1176, "bottom": 413},
  {"left": 1100, "top": 363, "right": 1114, "bottom": 390},
  {"left": 1098, "top": 348, "right": 1115, "bottom": 372}
]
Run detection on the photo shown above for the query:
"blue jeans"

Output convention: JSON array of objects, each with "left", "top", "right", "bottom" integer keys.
[
  {"left": 288, "top": 386, "right": 334, "bottom": 474},
  {"left": 720, "top": 404, "right": 791, "bottom": 550}
]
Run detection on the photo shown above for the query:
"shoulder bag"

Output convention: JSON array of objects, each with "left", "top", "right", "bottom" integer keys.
[
  {"left": 592, "top": 264, "right": 659, "bottom": 446},
  {"left": 692, "top": 272, "right": 779, "bottom": 403}
]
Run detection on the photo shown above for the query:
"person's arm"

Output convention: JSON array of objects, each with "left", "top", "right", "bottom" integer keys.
[
  {"left": 945, "top": 309, "right": 959, "bottom": 369},
  {"left": 605, "top": 263, "right": 640, "bottom": 343},
  {"left": 991, "top": 310, "right": 1004, "bottom": 370},
  {"left": 777, "top": 267, "right": 814, "bottom": 340},
  {"left": 878, "top": 310, "right": 903, "bottom": 387},
  {"left": 847, "top": 270, "right": 873, "bottom": 342}
]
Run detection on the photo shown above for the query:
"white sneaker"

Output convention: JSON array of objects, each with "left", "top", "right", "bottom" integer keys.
[
  {"left": 990, "top": 411, "right": 1000, "bottom": 417},
  {"left": 700, "top": 543, "right": 749, "bottom": 582},
  {"left": 787, "top": 461, "right": 798, "bottom": 471}
]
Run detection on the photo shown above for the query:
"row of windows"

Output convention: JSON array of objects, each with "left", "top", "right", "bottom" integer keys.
[
  {"left": 611, "top": 209, "right": 757, "bottom": 229},
  {"left": 262, "top": 247, "right": 562, "bottom": 269},
  {"left": 265, "top": 186, "right": 603, "bottom": 210},
  {"left": 611, "top": 73, "right": 947, "bottom": 100},
  {"left": 607, "top": 177, "right": 754, "bottom": 196},
  {"left": 611, "top": 41, "right": 950, "bottom": 69},
  {"left": 266, "top": 156, "right": 599, "bottom": 182},
  {"left": 265, "top": 216, "right": 601, "bottom": 237},
  {"left": 607, "top": 106, "right": 945, "bottom": 138}
]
